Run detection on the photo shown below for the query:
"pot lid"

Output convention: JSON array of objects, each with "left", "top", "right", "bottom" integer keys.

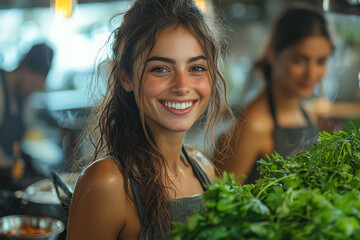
[{"left": 22, "top": 172, "right": 79, "bottom": 205}]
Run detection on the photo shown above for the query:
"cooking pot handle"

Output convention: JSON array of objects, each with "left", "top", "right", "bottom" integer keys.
[{"left": 50, "top": 170, "right": 73, "bottom": 216}]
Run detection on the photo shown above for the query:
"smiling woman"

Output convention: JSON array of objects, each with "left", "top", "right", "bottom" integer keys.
[
  {"left": 125, "top": 27, "right": 212, "bottom": 133},
  {"left": 66, "top": 0, "right": 231, "bottom": 239}
]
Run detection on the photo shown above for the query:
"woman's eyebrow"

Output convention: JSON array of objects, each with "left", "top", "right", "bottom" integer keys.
[
  {"left": 147, "top": 56, "right": 175, "bottom": 64},
  {"left": 187, "top": 55, "right": 206, "bottom": 63},
  {"left": 146, "top": 55, "right": 207, "bottom": 64},
  {"left": 292, "top": 51, "right": 330, "bottom": 61}
]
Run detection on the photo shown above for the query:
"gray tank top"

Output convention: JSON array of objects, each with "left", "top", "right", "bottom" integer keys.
[
  {"left": 129, "top": 146, "right": 212, "bottom": 239},
  {"left": 246, "top": 88, "right": 319, "bottom": 184}
]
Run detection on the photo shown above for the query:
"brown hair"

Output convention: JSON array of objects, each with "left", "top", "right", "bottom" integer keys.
[{"left": 77, "top": 0, "right": 231, "bottom": 237}]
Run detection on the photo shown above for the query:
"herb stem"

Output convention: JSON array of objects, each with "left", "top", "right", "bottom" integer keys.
[
  {"left": 336, "top": 141, "right": 346, "bottom": 166},
  {"left": 256, "top": 174, "right": 296, "bottom": 198}
]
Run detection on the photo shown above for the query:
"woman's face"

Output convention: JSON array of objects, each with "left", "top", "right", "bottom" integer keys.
[
  {"left": 127, "top": 26, "right": 212, "bottom": 135},
  {"left": 271, "top": 35, "right": 332, "bottom": 98}
]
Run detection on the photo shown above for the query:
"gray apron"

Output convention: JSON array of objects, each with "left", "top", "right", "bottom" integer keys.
[
  {"left": 129, "top": 146, "right": 212, "bottom": 239},
  {"left": 246, "top": 88, "right": 319, "bottom": 184}
]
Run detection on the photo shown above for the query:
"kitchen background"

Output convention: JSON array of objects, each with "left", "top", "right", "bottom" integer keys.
[{"left": 0, "top": 0, "right": 359, "bottom": 175}]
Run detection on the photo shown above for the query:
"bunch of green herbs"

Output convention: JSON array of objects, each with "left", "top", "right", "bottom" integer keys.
[{"left": 170, "top": 127, "right": 360, "bottom": 239}]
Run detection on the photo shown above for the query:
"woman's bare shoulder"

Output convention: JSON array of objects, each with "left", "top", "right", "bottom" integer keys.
[
  {"left": 71, "top": 156, "right": 127, "bottom": 214},
  {"left": 76, "top": 157, "right": 124, "bottom": 193},
  {"left": 237, "top": 95, "right": 274, "bottom": 136},
  {"left": 68, "top": 157, "right": 128, "bottom": 239}
]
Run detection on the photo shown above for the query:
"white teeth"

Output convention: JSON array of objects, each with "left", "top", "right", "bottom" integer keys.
[{"left": 163, "top": 101, "right": 194, "bottom": 110}]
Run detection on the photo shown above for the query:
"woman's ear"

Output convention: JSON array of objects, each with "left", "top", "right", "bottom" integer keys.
[{"left": 120, "top": 69, "right": 133, "bottom": 92}]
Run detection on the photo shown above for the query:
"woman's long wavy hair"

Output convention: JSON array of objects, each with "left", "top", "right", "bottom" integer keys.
[
  {"left": 77, "top": 0, "right": 231, "bottom": 237},
  {"left": 255, "top": 3, "right": 334, "bottom": 82}
]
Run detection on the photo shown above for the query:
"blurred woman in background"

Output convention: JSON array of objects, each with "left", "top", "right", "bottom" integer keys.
[{"left": 214, "top": 3, "right": 333, "bottom": 185}]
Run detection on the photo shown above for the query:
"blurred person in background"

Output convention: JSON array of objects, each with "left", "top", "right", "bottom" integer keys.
[
  {"left": 214, "top": 4, "right": 333, "bottom": 185},
  {"left": 0, "top": 43, "right": 54, "bottom": 190}
]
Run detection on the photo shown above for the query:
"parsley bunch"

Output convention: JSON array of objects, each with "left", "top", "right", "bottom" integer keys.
[{"left": 170, "top": 127, "right": 360, "bottom": 239}]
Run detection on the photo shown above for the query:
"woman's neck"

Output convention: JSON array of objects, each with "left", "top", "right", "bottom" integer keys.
[
  {"left": 271, "top": 83, "right": 302, "bottom": 112},
  {"left": 269, "top": 82, "right": 310, "bottom": 127},
  {"left": 155, "top": 131, "right": 185, "bottom": 171}
]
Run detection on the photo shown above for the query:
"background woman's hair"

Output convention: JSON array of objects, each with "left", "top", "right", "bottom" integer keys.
[
  {"left": 254, "top": 3, "right": 334, "bottom": 81},
  {"left": 73, "top": 0, "right": 231, "bottom": 237}
]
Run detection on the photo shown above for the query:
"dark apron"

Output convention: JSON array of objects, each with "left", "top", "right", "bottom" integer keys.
[{"left": 246, "top": 87, "right": 319, "bottom": 184}]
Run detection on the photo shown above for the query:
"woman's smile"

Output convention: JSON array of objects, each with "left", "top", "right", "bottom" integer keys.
[{"left": 159, "top": 99, "right": 198, "bottom": 116}]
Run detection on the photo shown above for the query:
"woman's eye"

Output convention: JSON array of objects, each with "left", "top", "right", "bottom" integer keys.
[
  {"left": 150, "top": 67, "right": 169, "bottom": 73},
  {"left": 317, "top": 58, "right": 328, "bottom": 66},
  {"left": 191, "top": 66, "right": 207, "bottom": 72},
  {"left": 292, "top": 58, "right": 305, "bottom": 65}
]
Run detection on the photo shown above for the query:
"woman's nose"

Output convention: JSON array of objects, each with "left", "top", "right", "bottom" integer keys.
[
  {"left": 305, "top": 62, "right": 318, "bottom": 80},
  {"left": 170, "top": 71, "right": 190, "bottom": 95}
]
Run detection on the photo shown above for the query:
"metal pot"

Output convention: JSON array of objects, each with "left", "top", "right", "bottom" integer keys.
[
  {"left": 0, "top": 173, "right": 78, "bottom": 222},
  {"left": 21, "top": 172, "right": 78, "bottom": 222},
  {"left": 0, "top": 215, "right": 65, "bottom": 240}
]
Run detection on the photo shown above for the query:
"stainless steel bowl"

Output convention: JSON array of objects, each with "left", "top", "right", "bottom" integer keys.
[{"left": 0, "top": 215, "right": 65, "bottom": 240}]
